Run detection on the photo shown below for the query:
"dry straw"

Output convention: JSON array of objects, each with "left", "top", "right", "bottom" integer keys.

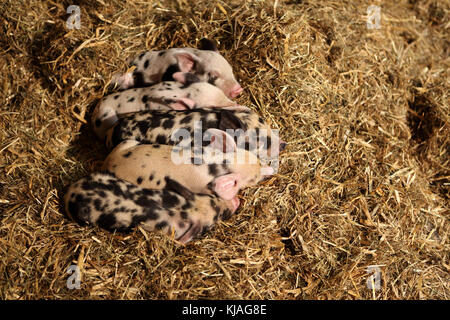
[{"left": 0, "top": 0, "right": 448, "bottom": 299}]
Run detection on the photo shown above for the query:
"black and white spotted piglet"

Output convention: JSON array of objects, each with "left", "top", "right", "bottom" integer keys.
[
  {"left": 112, "top": 38, "right": 243, "bottom": 98},
  {"left": 92, "top": 72, "right": 236, "bottom": 140},
  {"left": 64, "top": 172, "right": 239, "bottom": 243},
  {"left": 103, "top": 133, "right": 274, "bottom": 201},
  {"left": 106, "top": 107, "right": 287, "bottom": 160}
]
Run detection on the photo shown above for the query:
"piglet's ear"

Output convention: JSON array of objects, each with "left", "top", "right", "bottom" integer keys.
[
  {"left": 199, "top": 38, "right": 218, "bottom": 51},
  {"left": 205, "top": 128, "right": 236, "bottom": 153},
  {"left": 219, "top": 109, "right": 246, "bottom": 131},
  {"left": 213, "top": 173, "right": 240, "bottom": 200},
  {"left": 174, "top": 52, "right": 198, "bottom": 73},
  {"left": 164, "top": 177, "right": 195, "bottom": 201}
]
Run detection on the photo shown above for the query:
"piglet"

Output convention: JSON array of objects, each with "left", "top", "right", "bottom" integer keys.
[
  {"left": 112, "top": 38, "right": 243, "bottom": 98},
  {"left": 92, "top": 72, "right": 236, "bottom": 140},
  {"left": 64, "top": 172, "right": 239, "bottom": 244},
  {"left": 106, "top": 107, "right": 287, "bottom": 161},
  {"left": 103, "top": 129, "right": 274, "bottom": 201}
]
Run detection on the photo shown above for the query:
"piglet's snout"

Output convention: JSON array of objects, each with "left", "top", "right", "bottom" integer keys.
[{"left": 229, "top": 84, "right": 243, "bottom": 98}]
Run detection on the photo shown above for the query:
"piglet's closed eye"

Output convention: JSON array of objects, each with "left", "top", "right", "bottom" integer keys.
[{"left": 213, "top": 173, "right": 240, "bottom": 200}]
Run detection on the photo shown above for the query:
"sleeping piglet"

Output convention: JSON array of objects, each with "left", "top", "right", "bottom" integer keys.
[
  {"left": 106, "top": 107, "right": 287, "bottom": 162},
  {"left": 102, "top": 129, "right": 274, "bottom": 201},
  {"left": 92, "top": 72, "right": 236, "bottom": 140},
  {"left": 112, "top": 38, "right": 243, "bottom": 98},
  {"left": 64, "top": 172, "right": 239, "bottom": 244}
]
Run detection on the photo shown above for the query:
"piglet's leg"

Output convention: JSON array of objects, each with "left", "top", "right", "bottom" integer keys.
[
  {"left": 177, "top": 222, "right": 201, "bottom": 244},
  {"left": 111, "top": 72, "right": 135, "bottom": 90},
  {"left": 221, "top": 105, "right": 252, "bottom": 112},
  {"left": 113, "top": 139, "right": 141, "bottom": 152},
  {"left": 212, "top": 173, "right": 240, "bottom": 201}
]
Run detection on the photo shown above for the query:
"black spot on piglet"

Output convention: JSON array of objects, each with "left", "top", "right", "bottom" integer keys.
[
  {"left": 219, "top": 110, "right": 246, "bottom": 131},
  {"left": 208, "top": 164, "right": 218, "bottom": 176},
  {"left": 96, "top": 213, "right": 117, "bottom": 231},
  {"left": 162, "top": 119, "right": 174, "bottom": 129},
  {"left": 155, "top": 221, "right": 168, "bottom": 230},
  {"left": 162, "top": 64, "right": 179, "bottom": 81},
  {"left": 162, "top": 190, "right": 180, "bottom": 208},
  {"left": 156, "top": 134, "right": 166, "bottom": 144},
  {"left": 221, "top": 208, "right": 233, "bottom": 221},
  {"left": 137, "top": 121, "right": 149, "bottom": 135},
  {"left": 67, "top": 200, "right": 89, "bottom": 226},
  {"left": 133, "top": 71, "right": 145, "bottom": 87},
  {"left": 181, "top": 73, "right": 201, "bottom": 88}
]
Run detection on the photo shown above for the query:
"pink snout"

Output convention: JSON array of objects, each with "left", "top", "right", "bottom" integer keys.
[{"left": 229, "top": 84, "right": 243, "bottom": 98}]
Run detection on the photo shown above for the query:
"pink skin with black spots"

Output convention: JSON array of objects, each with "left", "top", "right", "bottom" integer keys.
[
  {"left": 64, "top": 172, "right": 239, "bottom": 244},
  {"left": 105, "top": 107, "right": 287, "bottom": 162},
  {"left": 92, "top": 72, "right": 236, "bottom": 140},
  {"left": 111, "top": 38, "right": 243, "bottom": 99},
  {"left": 103, "top": 130, "right": 274, "bottom": 201}
]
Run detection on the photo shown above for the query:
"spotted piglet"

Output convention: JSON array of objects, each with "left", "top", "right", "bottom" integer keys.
[
  {"left": 64, "top": 172, "right": 239, "bottom": 243},
  {"left": 92, "top": 72, "right": 236, "bottom": 140},
  {"left": 112, "top": 38, "right": 243, "bottom": 98},
  {"left": 103, "top": 130, "right": 274, "bottom": 201},
  {"left": 106, "top": 107, "right": 286, "bottom": 161}
]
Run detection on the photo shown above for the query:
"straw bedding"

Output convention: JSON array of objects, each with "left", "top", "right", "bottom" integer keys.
[{"left": 0, "top": 0, "right": 448, "bottom": 299}]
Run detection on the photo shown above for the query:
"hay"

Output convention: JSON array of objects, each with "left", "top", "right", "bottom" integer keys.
[{"left": 0, "top": 0, "right": 448, "bottom": 299}]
